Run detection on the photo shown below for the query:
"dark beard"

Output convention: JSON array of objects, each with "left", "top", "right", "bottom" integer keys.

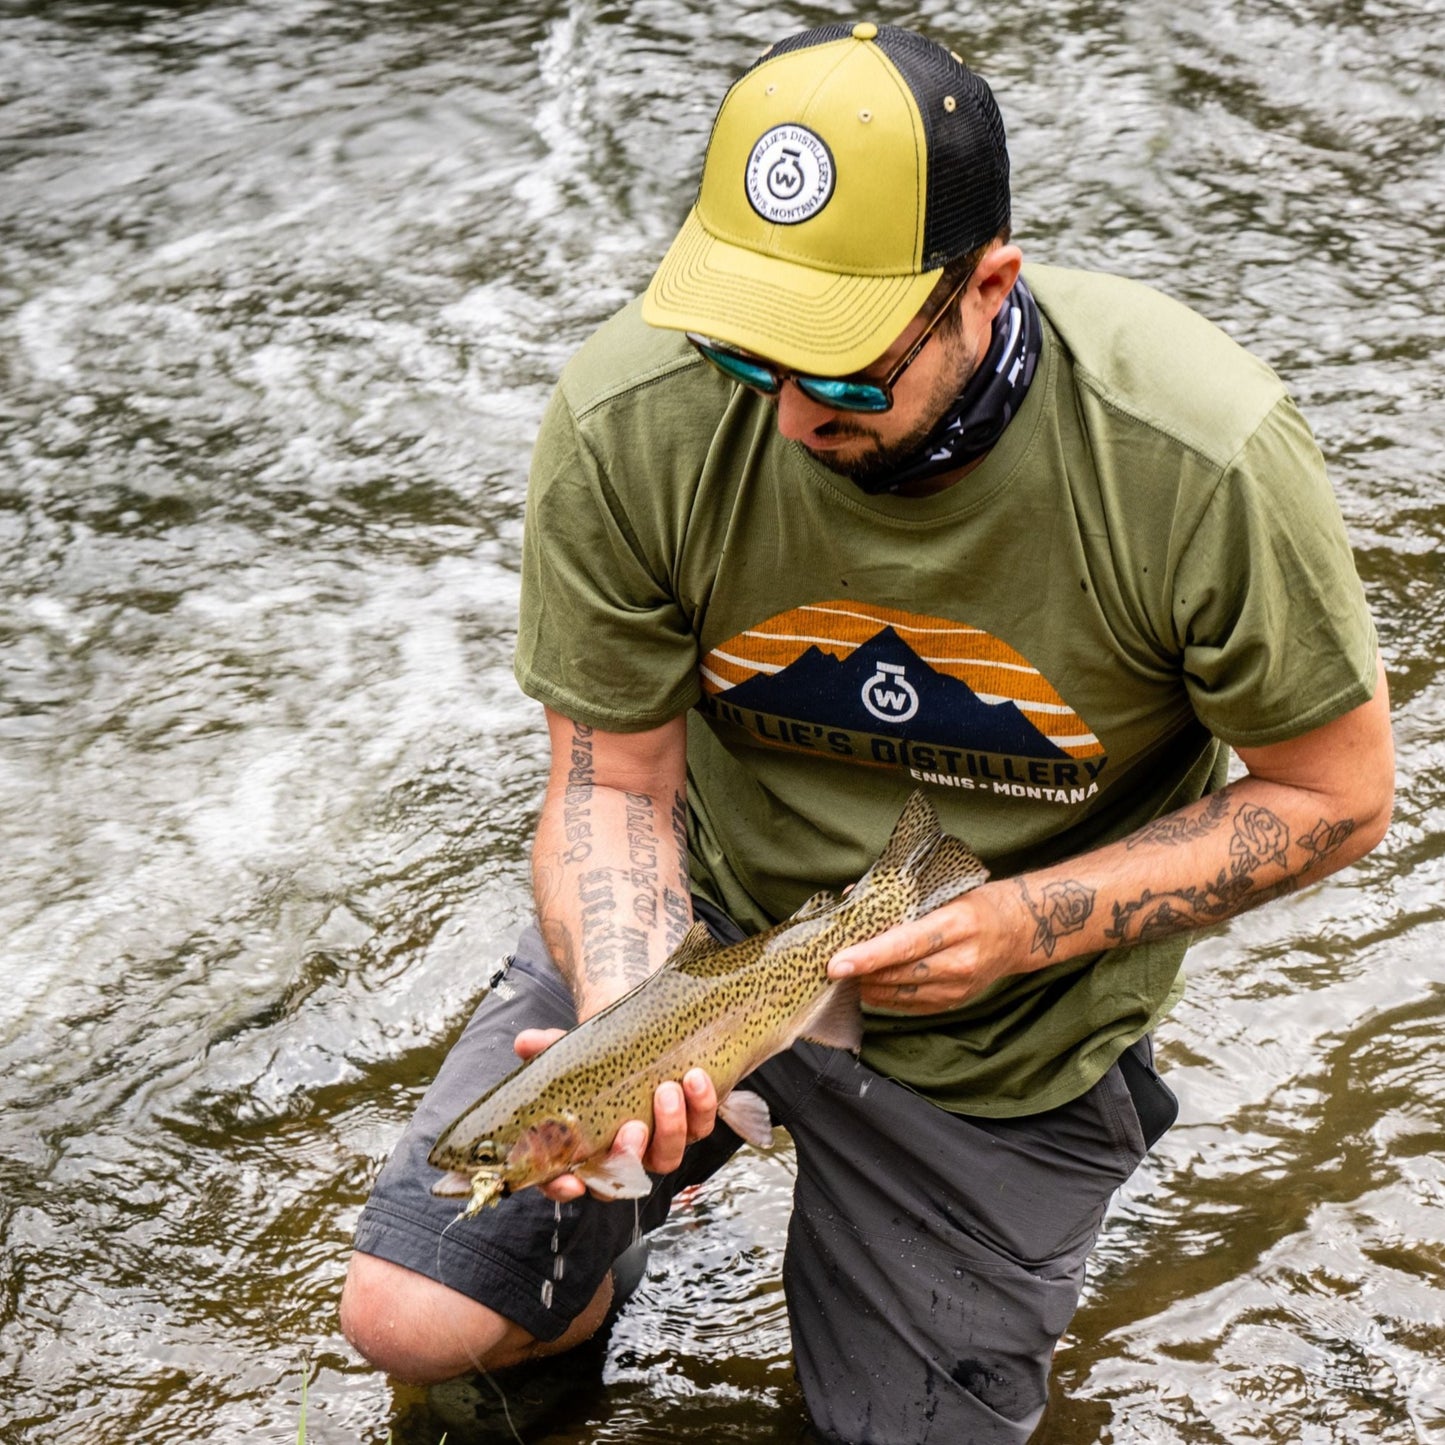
[
  {"left": 806, "top": 412, "right": 947, "bottom": 489},
  {"left": 807, "top": 344, "right": 980, "bottom": 493}
]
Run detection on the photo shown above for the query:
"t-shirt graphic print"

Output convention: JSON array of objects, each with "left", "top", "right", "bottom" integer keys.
[{"left": 696, "top": 601, "right": 1108, "bottom": 804}]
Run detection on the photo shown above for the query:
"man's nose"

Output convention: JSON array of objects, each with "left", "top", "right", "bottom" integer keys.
[{"left": 773, "top": 379, "right": 840, "bottom": 443}]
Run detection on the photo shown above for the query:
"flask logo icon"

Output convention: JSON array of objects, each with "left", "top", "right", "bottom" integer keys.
[
  {"left": 862, "top": 661, "right": 919, "bottom": 724},
  {"left": 767, "top": 147, "right": 805, "bottom": 200}
]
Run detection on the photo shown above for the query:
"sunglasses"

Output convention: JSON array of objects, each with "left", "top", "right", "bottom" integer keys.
[{"left": 686, "top": 269, "right": 973, "bottom": 414}]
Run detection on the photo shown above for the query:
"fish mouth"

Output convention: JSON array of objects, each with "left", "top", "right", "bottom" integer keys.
[{"left": 430, "top": 1165, "right": 509, "bottom": 1216}]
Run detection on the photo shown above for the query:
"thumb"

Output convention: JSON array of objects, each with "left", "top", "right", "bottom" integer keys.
[{"left": 514, "top": 1027, "right": 565, "bottom": 1060}]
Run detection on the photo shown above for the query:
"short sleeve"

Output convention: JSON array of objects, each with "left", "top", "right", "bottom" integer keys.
[
  {"left": 1172, "top": 395, "right": 1377, "bottom": 747},
  {"left": 514, "top": 386, "right": 701, "bottom": 730}
]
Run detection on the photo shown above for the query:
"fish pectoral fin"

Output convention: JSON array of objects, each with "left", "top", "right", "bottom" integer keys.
[
  {"left": 573, "top": 1150, "right": 653, "bottom": 1201},
  {"left": 717, "top": 1089, "right": 775, "bottom": 1149},
  {"left": 797, "top": 979, "right": 864, "bottom": 1053},
  {"left": 430, "top": 1170, "right": 475, "bottom": 1199}
]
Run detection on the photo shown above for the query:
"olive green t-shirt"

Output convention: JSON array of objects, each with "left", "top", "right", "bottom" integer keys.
[{"left": 514, "top": 263, "right": 1378, "bottom": 1116}]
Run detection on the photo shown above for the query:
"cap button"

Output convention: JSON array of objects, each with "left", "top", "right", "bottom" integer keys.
[{"left": 852, "top": 22, "right": 878, "bottom": 40}]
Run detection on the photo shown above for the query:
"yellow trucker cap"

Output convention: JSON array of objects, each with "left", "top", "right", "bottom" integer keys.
[{"left": 642, "top": 22, "right": 1011, "bottom": 374}]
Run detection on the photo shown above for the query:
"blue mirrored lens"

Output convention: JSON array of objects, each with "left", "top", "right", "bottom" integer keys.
[
  {"left": 795, "top": 377, "right": 891, "bottom": 412},
  {"left": 689, "top": 336, "right": 891, "bottom": 412},
  {"left": 694, "top": 344, "right": 781, "bottom": 394}
]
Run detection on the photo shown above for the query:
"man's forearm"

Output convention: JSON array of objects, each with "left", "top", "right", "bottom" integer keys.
[
  {"left": 532, "top": 720, "right": 692, "bottom": 1020},
  {"left": 1006, "top": 774, "right": 1372, "bottom": 970},
  {"left": 832, "top": 673, "right": 1394, "bottom": 1009}
]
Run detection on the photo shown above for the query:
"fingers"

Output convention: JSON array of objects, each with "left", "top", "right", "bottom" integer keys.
[
  {"left": 642, "top": 1081, "right": 686, "bottom": 1175},
  {"left": 829, "top": 919, "right": 946, "bottom": 979},
  {"left": 682, "top": 1068, "right": 717, "bottom": 1142},
  {"left": 857, "top": 976, "right": 951, "bottom": 1013},
  {"left": 546, "top": 1069, "right": 717, "bottom": 1202},
  {"left": 539, "top": 1173, "right": 587, "bottom": 1203},
  {"left": 514, "top": 1027, "right": 565, "bottom": 1060},
  {"left": 827, "top": 900, "right": 1008, "bottom": 1013},
  {"left": 640, "top": 1070, "right": 717, "bottom": 1175}
]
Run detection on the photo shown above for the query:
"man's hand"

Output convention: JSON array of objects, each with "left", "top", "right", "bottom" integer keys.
[
  {"left": 828, "top": 885, "right": 1020, "bottom": 1013},
  {"left": 512, "top": 1029, "right": 720, "bottom": 1203}
]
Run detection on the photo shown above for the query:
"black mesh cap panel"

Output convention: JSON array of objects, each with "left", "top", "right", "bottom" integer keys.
[
  {"left": 873, "top": 27, "right": 1012, "bottom": 267},
  {"left": 739, "top": 23, "right": 857, "bottom": 76}
]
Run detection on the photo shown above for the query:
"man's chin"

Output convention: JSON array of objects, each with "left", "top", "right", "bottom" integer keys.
[{"left": 805, "top": 444, "right": 899, "bottom": 491}]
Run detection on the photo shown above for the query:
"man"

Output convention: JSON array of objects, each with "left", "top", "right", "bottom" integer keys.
[{"left": 341, "top": 22, "right": 1393, "bottom": 1443}]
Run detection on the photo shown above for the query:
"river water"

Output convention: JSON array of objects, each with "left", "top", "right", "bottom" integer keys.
[{"left": 1, "top": 1, "right": 1441, "bottom": 1441}]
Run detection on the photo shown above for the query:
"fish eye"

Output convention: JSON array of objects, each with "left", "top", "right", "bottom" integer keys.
[{"left": 470, "top": 1139, "right": 498, "bottom": 1163}]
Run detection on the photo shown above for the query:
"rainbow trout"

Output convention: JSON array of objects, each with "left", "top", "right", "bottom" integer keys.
[{"left": 429, "top": 790, "right": 988, "bottom": 1215}]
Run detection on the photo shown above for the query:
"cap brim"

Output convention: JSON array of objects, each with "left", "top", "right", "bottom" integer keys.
[{"left": 642, "top": 208, "right": 941, "bottom": 376}]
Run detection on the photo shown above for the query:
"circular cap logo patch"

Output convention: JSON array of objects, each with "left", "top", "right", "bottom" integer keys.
[{"left": 745, "top": 125, "right": 835, "bottom": 225}]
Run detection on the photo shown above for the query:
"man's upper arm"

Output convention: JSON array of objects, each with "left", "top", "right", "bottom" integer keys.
[
  {"left": 542, "top": 706, "right": 689, "bottom": 798},
  {"left": 1234, "top": 658, "right": 1394, "bottom": 860}
]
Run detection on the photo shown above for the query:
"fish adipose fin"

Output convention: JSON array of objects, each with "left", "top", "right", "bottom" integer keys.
[
  {"left": 797, "top": 979, "right": 864, "bottom": 1053},
  {"left": 717, "top": 1089, "right": 774, "bottom": 1148},
  {"left": 789, "top": 888, "right": 841, "bottom": 920},
  {"left": 573, "top": 1149, "right": 653, "bottom": 1200}
]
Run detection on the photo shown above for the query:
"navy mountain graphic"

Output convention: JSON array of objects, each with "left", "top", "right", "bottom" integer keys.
[{"left": 720, "top": 627, "right": 1068, "bottom": 759}]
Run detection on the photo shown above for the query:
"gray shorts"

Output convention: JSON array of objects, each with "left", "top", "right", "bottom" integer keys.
[{"left": 353, "top": 907, "right": 1175, "bottom": 1445}]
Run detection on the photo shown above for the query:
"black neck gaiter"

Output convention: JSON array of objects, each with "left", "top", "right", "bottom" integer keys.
[{"left": 858, "top": 276, "right": 1043, "bottom": 496}]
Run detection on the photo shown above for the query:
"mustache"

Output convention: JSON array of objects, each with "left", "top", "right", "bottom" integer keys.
[{"left": 813, "top": 419, "right": 874, "bottom": 441}]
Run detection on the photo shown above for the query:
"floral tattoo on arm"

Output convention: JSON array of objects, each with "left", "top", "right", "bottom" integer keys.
[
  {"left": 1019, "top": 878, "right": 1096, "bottom": 958},
  {"left": 1105, "top": 800, "right": 1357, "bottom": 947}
]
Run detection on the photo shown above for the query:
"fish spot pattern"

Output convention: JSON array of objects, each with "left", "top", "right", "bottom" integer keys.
[{"left": 429, "top": 793, "right": 989, "bottom": 1200}]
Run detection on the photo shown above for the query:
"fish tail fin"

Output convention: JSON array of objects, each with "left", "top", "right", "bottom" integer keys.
[
  {"left": 873, "top": 789, "right": 945, "bottom": 874},
  {"left": 866, "top": 790, "right": 990, "bottom": 917},
  {"left": 849, "top": 790, "right": 944, "bottom": 898},
  {"left": 910, "top": 833, "right": 990, "bottom": 916}
]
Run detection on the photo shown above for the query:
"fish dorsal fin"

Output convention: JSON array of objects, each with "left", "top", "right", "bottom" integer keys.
[{"left": 788, "top": 888, "right": 841, "bottom": 921}]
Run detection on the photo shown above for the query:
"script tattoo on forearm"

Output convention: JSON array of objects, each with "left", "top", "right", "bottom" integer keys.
[
  {"left": 543, "top": 725, "right": 648, "bottom": 992},
  {"left": 623, "top": 791, "right": 661, "bottom": 931},
  {"left": 663, "top": 787, "right": 692, "bottom": 950},
  {"left": 560, "top": 723, "right": 595, "bottom": 865},
  {"left": 1019, "top": 878, "right": 1096, "bottom": 958},
  {"left": 538, "top": 723, "right": 597, "bottom": 984},
  {"left": 576, "top": 866, "right": 651, "bottom": 989}
]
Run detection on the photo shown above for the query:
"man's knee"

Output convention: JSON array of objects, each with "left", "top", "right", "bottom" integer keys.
[{"left": 339, "top": 1251, "right": 614, "bottom": 1382}]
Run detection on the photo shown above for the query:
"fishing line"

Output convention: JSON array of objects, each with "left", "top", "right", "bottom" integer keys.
[
  {"left": 476, "top": 1367, "right": 526, "bottom": 1445},
  {"left": 432, "top": 1209, "right": 526, "bottom": 1445}
]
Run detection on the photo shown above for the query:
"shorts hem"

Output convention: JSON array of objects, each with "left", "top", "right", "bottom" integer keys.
[{"left": 353, "top": 1198, "right": 585, "bottom": 1343}]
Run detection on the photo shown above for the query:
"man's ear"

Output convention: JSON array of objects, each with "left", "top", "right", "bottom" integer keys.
[{"left": 971, "top": 244, "right": 1024, "bottom": 323}]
